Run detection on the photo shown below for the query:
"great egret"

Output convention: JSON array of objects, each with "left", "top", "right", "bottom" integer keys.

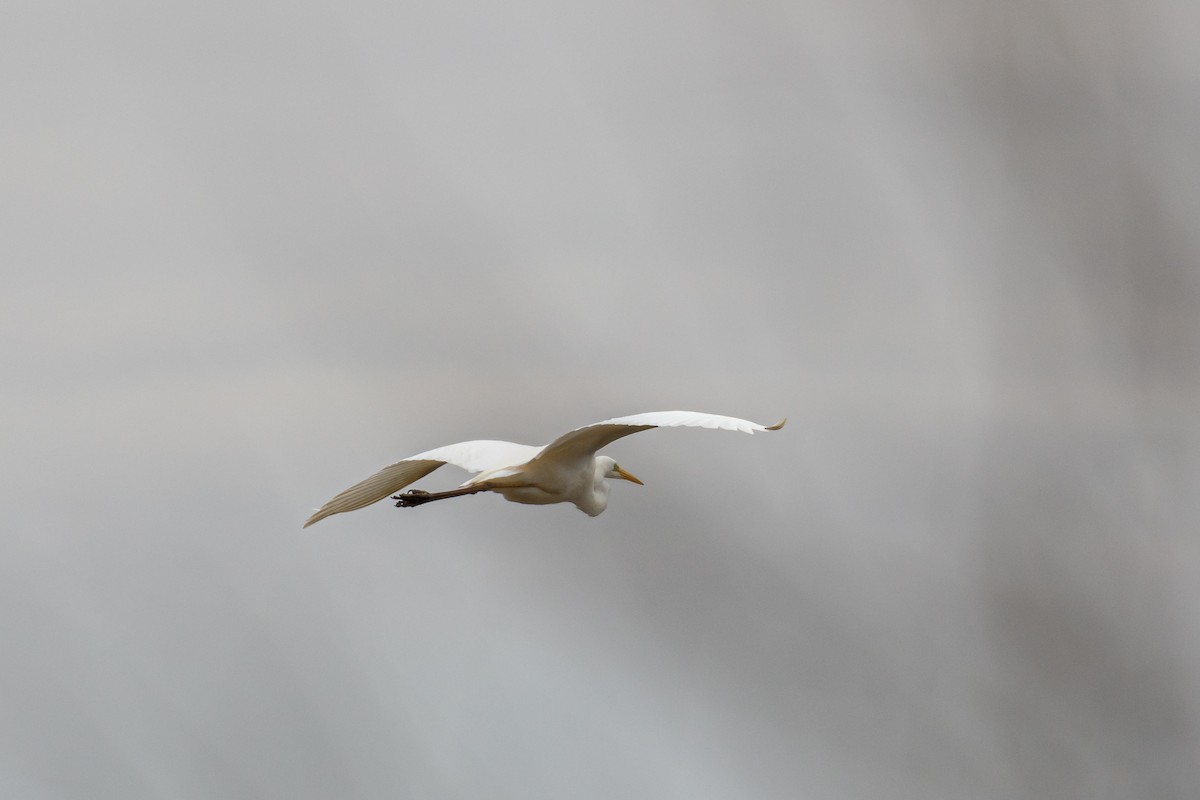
[{"left": 303, "top": 410, "right": 785, "bottom": 527}]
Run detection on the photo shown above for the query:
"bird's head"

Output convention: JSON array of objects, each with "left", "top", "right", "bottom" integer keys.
[{"left": 598, "top": 456, "right": 643, "bottom": 486}]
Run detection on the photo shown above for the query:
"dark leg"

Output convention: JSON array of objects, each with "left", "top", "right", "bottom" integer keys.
[{"left": 393, "top": 484, "right": 489, "bottom": 508}]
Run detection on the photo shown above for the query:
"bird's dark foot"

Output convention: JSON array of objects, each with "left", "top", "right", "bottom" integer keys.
[{"left": 393, "top": 489, "right": 432, "bottom": 508}]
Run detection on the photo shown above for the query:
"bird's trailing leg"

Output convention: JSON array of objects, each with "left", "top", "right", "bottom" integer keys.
[{"left": 393, "top": 484, "right": 489, "bottom": 508}]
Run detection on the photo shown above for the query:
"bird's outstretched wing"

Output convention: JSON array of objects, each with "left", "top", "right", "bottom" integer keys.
[
  {"left": 303, "top": 439, "right": 540, "bottom": 527},
  {"left": 535, "top": 410, "right": 786, "bottom": 464}
]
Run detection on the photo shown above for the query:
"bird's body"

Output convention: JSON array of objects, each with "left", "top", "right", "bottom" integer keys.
[
  {"left": 303, "top": 410, "right": 785, "bottom": 527},
  {"left": 476, "top": 456, "right": 604, "bottom": 513}
]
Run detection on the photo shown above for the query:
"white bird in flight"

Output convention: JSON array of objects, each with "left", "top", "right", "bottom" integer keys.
[{"left": 303, "top": 410, "right": 785, "bottom": 527}]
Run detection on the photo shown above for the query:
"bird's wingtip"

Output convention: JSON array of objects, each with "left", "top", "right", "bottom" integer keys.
[{"left": 765, "top": 418, "right": 787, "bottom": 431}]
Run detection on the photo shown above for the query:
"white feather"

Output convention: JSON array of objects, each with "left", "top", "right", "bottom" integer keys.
[
  {"left": 304, "top": 411, "right": 784, "bottom": 526},
  {"left": 535, "top": 410, "right": 785, "bottom": 463}
]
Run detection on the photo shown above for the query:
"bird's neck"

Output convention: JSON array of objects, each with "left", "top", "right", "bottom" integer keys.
[{"left": 576, "top": 464, "right": 610, "bottom": 517}]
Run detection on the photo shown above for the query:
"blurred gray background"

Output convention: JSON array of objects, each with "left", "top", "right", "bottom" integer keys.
[{"left": 2, "top": 1, "right": 1197, "bottom": 798}]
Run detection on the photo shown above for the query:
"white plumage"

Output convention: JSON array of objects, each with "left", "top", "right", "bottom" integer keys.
[{"left": 303, "top": 410, "right": 785, "bottom": 527}]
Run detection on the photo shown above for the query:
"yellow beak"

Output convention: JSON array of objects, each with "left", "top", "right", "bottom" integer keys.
[{"left": 615, "top": 466, "right": 644, "bottom": 485}]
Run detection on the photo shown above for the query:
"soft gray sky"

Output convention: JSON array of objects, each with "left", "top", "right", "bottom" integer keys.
[{"left": 3, "top": 1, "right": 1198, "bottom": 798}]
